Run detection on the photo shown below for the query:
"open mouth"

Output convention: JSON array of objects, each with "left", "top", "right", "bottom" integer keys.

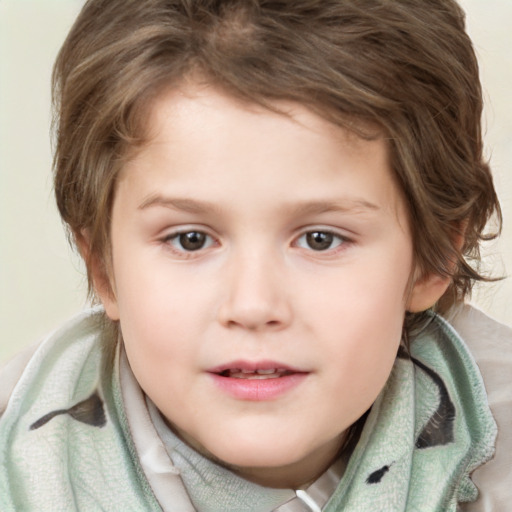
[
  {"left": 208, "top": 361, "right": 308, "bottom": 400},
  {"left": 218, "top": 368, "right": 295, "bottom": 380},
  {"left": 208, "top": 360, "right": 311, "bottom": 401}
]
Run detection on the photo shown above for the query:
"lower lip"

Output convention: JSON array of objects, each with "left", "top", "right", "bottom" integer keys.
[{"left": 209, "top": 373, "right": 308, "bottom": 401}]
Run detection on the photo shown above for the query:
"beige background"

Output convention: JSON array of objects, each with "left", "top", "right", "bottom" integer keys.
[{"left": 1, "top": 0, "right": 511, "bottom": 363}]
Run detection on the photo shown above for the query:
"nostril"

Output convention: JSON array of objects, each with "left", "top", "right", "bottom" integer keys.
[
  {"left": 217, "top": 287, "right": 292, "bottom": 330},
  {"left": 225, "top": 318, "right": 282, "bottom": 331}
]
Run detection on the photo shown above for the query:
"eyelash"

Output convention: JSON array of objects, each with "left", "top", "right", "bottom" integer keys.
[
  {"left": 160, "top": 228, "right": 351, "bottom": 256},
  {"left": 294, "top": 230, "right": 348, "bottom": 252},
  {"left": 162, "top": 230, "right": 217, "bottom": 254}
]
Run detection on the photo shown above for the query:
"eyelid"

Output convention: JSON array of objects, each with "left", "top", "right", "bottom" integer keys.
[
  {"left": 293, "top": 227, "right": 353, "bottom": 252},
  {"left": 160, "top": 226, "right": 219, "bottom": 255}
]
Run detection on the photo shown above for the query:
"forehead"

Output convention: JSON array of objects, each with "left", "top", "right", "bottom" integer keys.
[
  {"left": 138, "top": 79, "right": 382, "bottom": 156},
  {"left": 133, "top": 85, "right": 381, "bottom": 169},
  {"left": 118, "top": 83, "right": 408, "bottom": 226}
]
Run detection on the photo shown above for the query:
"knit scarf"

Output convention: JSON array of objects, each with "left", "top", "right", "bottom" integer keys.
[
  {"left": 0, "top": 309, "right": 496, "bottom": 511},
  {"left": 324, "top": 313, "right": 497, "bottom": 511}
]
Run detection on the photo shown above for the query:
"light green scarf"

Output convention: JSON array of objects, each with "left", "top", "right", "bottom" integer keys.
[
  {"left": 325, "top": 313, "right": 497, "bottom": 511},
  {"left": 0, "top": 309, "right": 497, "bottom": 511}
]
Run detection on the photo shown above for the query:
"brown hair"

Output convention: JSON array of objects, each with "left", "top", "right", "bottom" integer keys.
[{"left": 53, "top": 0, "right": 501, "bottom": 325}]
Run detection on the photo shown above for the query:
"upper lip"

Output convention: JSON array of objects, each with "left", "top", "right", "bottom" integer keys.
[{"left": 207, "top": 360, "right": 307, "bottom": 374}]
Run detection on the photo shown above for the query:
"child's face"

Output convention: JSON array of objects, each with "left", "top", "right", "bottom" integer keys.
[{"left": 98, "top": 84, "right": 430, "bottom": 488}]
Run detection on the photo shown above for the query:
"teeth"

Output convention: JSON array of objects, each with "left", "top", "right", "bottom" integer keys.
[
  {"left": 234, "top": 372, "right": 282, "bottom": 380},
  {"left": 225, "top": 368, "right": 288, "bottom": 379}
]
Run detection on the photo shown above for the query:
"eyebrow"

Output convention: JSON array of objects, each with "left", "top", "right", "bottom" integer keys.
[
  {"left": 288, "top": 198, "right": 380, "bottom": 217},
  {"left": 138, "top": 194, "right": 380, "bottom": 216},
  {"left": 138, "top": 195, "right": 221, "bottom": 214}
]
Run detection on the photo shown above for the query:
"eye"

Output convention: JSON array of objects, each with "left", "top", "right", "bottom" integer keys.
[
  {"left": 165, "top": 230, "right": 215, "bottom": 252},
  {"left": 295, "top": 231, "right": 345, "bottom": 251}
]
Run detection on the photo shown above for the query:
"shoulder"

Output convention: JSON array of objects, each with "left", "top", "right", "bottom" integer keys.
[
  {"left": 0, "top": 307, "right": 109, "bottom": 420},
  {"left": 447, "top": 303, "right": 512, "bottom": 356},
  {"left": 445, "top": 304, "right": 512, "bottom": 511},
  {"left": 447, "top": 304, "right": 512, "bottom": 414},
  {"left": 0, "top": 343, "right": 40, "bottom": 418}
]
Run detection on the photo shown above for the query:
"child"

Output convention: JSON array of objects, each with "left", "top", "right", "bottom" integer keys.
[{"left": 1, "top": 0, "right": 511, "bottom": 510}]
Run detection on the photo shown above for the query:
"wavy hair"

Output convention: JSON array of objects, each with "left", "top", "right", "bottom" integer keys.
[{"left": 53, "top": 0, "right": 501, "bottom": 330}]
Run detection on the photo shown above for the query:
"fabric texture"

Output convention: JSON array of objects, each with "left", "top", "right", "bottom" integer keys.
[
  {"left": 146, "top": 396, "right": 346, "bottom": 511},
  {"left": 324, "top": 312, "right": 497, "bottom": 511},
  {"left": 0, "top": 306, "right": 506, "bottom": 511},
  {"left": 448, "top": 304, "right": 512, "bottom": 511},
  {"left": 0, "top": 309, "right": 162, "bottom": 511}
]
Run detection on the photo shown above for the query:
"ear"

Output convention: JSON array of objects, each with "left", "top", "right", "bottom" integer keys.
[
  {"left": 407, "top": 272, "right": 452, "bottom": 313},
  {"left": 76, "top": 230, "right": 120, "bottom": 321},
  {"left": 407, "top": 226, "right": 465, "bottom": 313}
]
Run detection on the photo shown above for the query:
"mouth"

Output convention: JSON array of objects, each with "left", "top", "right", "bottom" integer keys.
[
  {"left": 217, "top": 368, "right": 295, "bottom": 380},
  {"left": 207, "top": 361, "right": 308, "bottom": 400},
  {"left": 209, "top": 360, "right": 306, "bottom": 379}
]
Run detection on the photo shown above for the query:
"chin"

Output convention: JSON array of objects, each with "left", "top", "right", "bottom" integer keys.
[{"left": 210, "top": 439, "right": 292, "bottom": 466}]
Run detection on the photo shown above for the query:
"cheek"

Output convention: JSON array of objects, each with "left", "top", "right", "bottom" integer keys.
[
  {"left": 309, "top": 253, "right": 409, "bottom": 335},
  {"left": 116, "top": 281, "right": 199, "bottom": 412},
  {"left": 310, "top": 252, "right": 410, "bottom": 401},
  {"left": 321, "top": 303, "right": 403, "bottom": 428},
  {"left": 112, "top": 256, "right": 215, "bottom": 378},
  {"left": 113, "top": 247, "right": 193, "bottom": 323}
]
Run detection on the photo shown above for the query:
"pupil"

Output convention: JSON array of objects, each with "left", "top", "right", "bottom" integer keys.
[
  {"left": 307, "top": 232, "right": 333, "bottom": 251},
  {"left": 180, "top": 232, "right": 206, "bottom": 251}
]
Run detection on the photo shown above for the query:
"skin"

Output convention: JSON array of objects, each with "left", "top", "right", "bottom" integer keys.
[{"left": 92, "top": 84, "right": 449, "bottom": 489}]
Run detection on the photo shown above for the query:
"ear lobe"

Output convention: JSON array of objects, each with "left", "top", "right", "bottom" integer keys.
[
  {"left": 76, "top": 230, "right": 120, "bottom": 321},
  {"left": 407, "top": 222, "right": 466, "bottom": 313},
  {"left": 93, "top": 267, "right": 120, "bottom": 322},
  {"left": 407, "top": 272, "right": 451, "bottom": 313}
]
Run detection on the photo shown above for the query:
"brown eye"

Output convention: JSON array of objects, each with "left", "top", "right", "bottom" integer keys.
[
  {"left": 306, "top": 232, "right": 334, "bottom": 251},
  {"left": 166, "top": 231, "right": 214, "bottom": 252},
  {"left": 178, "top": 232, "right": 207, "bottom": 251},
  {"left": 296, "top": 231, "right": 345, "bottom": 252}
]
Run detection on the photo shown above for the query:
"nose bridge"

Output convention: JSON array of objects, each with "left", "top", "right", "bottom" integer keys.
[{"left": 219, "top": 242, "right": 291, "bottom": 330}]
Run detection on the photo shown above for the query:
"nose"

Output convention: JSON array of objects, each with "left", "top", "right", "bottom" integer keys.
[{"left": 217, "top": 249, "right": 292, "bottom": 331}]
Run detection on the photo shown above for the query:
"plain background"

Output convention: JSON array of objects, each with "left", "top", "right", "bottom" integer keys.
[{"left": 1, "top": 0, "right": 511, "bottom": 363}]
